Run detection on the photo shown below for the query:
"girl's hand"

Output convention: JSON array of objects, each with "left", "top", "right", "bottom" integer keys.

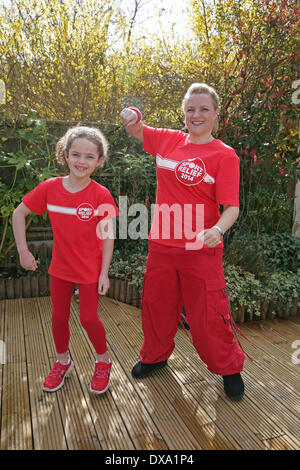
[
  {"left": 19, "top": 249, "right": 38, "bottom": 271},
  {"left": 98, "top": 273, "right": 110, "bottom": 296},
  {"left": 120, "top": 108, "right": 139, "bottom": 126}
]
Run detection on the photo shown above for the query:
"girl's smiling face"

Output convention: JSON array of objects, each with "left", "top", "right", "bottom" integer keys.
[
  {"left": 65, "top": 138, "right": 103, "bottom": 178},
  {"left": 184, "top": 93, "right": 218, "bottom": 142}
]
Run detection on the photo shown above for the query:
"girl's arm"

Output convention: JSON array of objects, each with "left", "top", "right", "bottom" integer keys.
[
  {"left": 98, "top": 218, "right": 115, "bottom": 295},
  {"left": 202, "top": 205, "right": 239, "bottom": 247},
  {"left": 12, "top": 202, "right": 38, "bottom": 270},
  {"left": 120, "top": 107, "right": 144, "bottom": 142}
]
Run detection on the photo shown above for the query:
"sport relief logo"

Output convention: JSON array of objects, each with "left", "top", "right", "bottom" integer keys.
[
  {"left": 175, "top": 157, "right": 206, "bottom": 186},
  {"left": 76, "top": 203, "right": 95, "bottom": 221}
]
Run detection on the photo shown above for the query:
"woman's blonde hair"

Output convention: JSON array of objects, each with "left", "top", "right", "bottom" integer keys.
[
  {"left": 56, "top": 126, "right": 109, "bottom": 167},
  {"left": 182, "top": 83, "right": 219, "bottom": 110}
]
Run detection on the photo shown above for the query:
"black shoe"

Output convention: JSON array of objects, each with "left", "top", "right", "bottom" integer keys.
[
  {"left": 132, "top": 360, "right": 168, "bottom": 378},
  {"left": 223, "top": 373, "right": 244, "bottom": 401}
]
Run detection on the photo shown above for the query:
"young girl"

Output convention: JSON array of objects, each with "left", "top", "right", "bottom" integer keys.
[
  {"left": 120, "top": 84, "right": 248, "bottom": 401},
  {"left": 12, "top": 126, "right": 118, "bottom": 394}
]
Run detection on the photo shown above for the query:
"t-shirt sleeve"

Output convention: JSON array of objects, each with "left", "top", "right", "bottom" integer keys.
[
  {"left": 96, "top": 189, "right": 119, "bottom": 221},
  {"left": 215, "top": 153, "right": 240, "bottom": 206},
  {"left": 143, "top": 125, "right": 184, "bottom": 157},
  {"left": 22, "top": 181, "right": 48, "bottom": 215}
]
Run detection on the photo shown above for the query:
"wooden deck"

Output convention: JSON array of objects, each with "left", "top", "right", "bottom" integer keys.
[{"left": 0, "top": 295, "right": 299, "bottom": 451}]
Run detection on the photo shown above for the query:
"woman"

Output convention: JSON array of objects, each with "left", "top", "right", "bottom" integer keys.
[{"left": 120, "top": 83, "right": 246, "bottom": 401}]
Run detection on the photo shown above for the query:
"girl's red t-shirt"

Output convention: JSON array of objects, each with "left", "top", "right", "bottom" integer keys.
[
  {"left": 22, "top": 177, "right": 119, "bottom": 284},
  {"left": 143, "top": 126, "right": 240, "bottom": 249}
]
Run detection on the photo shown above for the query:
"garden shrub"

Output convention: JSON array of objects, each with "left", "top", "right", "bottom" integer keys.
[
  {"left": 224, "top": 232, "right": 300, "bottom": 276},
  {"left": 109, "top": 242, "right": 300, "bottom": 317},
  {"left": 238, "top": 185, "right": 294, "bottom": 235},
  {"left": 0, "top": 109, "right": 58, "bottom": 259}
]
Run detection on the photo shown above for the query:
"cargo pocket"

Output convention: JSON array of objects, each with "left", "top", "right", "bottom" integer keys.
[{"left": 205, "top": 278, "right": 231, "bottom": 334}]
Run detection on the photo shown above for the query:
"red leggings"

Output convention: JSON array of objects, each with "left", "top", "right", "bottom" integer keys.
[{"left": 50, "top": 276, "right": 107, "bottom": 355}]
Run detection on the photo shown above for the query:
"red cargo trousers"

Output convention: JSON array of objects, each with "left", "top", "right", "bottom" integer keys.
[{"left": 139, "top": 241, "right": 245, "bottom": 376}]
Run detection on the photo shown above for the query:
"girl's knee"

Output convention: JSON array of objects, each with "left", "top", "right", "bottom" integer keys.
[
  {"left": 52, "top": 310, "right": 70, "bottom": 330},
  {"left": 80, "top": 316, "right": 95, "bottom": 331},
  {"left": 80, "top": 314, "right": 103, "bottom": 334}
]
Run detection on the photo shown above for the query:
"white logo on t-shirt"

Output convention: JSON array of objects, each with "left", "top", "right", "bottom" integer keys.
[
  {"left": 156, "top": 154, "right": 215, "bottom": 186},
  {"left": 175, "top": 158, "right": 206, "bottom": 186},
  {"left": 76, "top": 203, "right": 95, "bottom": 221},
  {"left": 47, "top": 203, "right": 97, "bottom": 221}
]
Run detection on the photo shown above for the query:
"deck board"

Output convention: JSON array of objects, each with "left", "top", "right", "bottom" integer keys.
[{"left": 0, "top": 296, "right": 299, "bottom": 450}]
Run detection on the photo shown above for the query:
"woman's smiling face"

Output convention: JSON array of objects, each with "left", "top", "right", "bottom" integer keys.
[{"left": 184, "top": 93, "right": 218, "bottom": 142}]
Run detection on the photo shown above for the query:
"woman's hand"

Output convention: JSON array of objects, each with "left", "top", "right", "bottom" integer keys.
[
  {"left": 98, "top": 272, "right": 110, "bottom": 296},
  {"left": 19, "top": 249, "right": 38, "bottom": 271},
  {"left": 198, "top": 206, "right": 239, "bottom": 248},
  {"left": 199, "top": 227, "right": 222, "bottom": 248},
  {"left": 120, "top": 107, "right": 144, "bottom": 142},
  {"left": 120, "top": 108, "right": 139, "bottom": 126}
]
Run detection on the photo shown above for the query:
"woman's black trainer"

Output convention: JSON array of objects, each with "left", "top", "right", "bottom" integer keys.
[
  {"left": 223, "top": 373, "right": 244, "bottom": 401},
  {"left": 132, "top": 360, "right": 168, "bottom": 378}
]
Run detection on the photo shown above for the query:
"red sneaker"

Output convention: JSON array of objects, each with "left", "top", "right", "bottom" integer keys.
[
  {"left": 90, "top": 361, "right": 112, "bottom": 394},
  {"left": 43, "top": 359, "right": 74, "bottom": 392}
]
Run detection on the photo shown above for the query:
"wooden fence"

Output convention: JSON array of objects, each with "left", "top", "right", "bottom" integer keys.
[
  {"left": 0, "top": 274, "right": 141, "bottom": 306},
  {"left": 0, "top": 243, "right": 141, "bottom": 306}
]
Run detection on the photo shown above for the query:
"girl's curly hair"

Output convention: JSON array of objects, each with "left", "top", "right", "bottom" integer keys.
[{"left": 56, "top": 126, "right": 109, "bottom": 167}]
